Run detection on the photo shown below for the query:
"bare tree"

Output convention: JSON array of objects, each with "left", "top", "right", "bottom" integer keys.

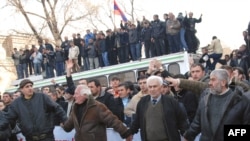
[
  {"left": 6, "top": 0, "right": 98, "bottom": 43},
  {"left": 84, "top": 0, "right": 115, "bottom": 31}
]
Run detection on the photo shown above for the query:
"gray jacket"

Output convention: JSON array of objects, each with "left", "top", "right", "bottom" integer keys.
[
  {"left": 184, "top": 89, "right": 250, "bottom": 141},
  {"left": 128, "top": 28, "right": 139, "bottom": 44},
  {"left": 12, "top": 51, "right": 20, "bottom": 65}
]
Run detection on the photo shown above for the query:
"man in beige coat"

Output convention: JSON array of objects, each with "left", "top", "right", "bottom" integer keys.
[{"left": 208, "top": 36, "right": 223, "bottom": 70}]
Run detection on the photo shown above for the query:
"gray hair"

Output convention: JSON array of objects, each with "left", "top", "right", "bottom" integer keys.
[
  {"left": 210, "top": 69, "right": 230, "bottom": 86},
  {"left": 77, "top": 85, "right": 91, "bottom": 96},
  {"left": 147, "top": 75, "right": 163, "bottom": 87}
]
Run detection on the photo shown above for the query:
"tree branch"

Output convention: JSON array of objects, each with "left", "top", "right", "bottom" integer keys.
[{"left": 26, "top": 11, "right": 46, "bottom": 20}]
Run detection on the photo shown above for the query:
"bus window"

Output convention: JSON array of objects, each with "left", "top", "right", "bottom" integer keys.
[
  {"left": 137, "top": 68, "right": 148, "bottom": 79},
  {"left": 109, "top": 71, "right": 136, "bottom": 84},
  {"left": 168, "top": 63, "right": 180, "bottom": 75}
]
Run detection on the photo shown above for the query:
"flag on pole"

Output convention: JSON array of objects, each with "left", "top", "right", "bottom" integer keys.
[{"left": 114, "top": 0, "right": 128, "bottom": 22}]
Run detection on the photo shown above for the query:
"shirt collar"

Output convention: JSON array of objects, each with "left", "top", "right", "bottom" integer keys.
[{"left": 150, "top": 95, "right": 162, "bottom": 104}]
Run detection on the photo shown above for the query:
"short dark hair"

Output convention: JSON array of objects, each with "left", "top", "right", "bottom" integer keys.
[
  {"left": 56, "top": 86, "right": 65, "bottom": 91},
  {"left": 233, "top": 67, "right": 244, "bottom": 75},
  {"left": 118, "top": 83, "right": 129, "bottom": 90},
  {"left": 88, "top": 79, "right": 101, "bottom": 87},
  {"left": 137, "top": 75, "right": 148, "bottom": 81},
  {"left": 124, "top": 81, "right": 134, "bottom": 91},
  {"left": 190, "top": 63, "right": 205, "bottom": 71},
  {"left": 42, "top": 86, "right": 50, "bottom": 91},
  {"left": 220, "top": 65, "right": 233, "bottom": 73},
  {"left": 111, "top": 76, "right": 120, "bottom": 81},
  {"left": 3, "top": 92, "right": 12, "bottom": 97}
]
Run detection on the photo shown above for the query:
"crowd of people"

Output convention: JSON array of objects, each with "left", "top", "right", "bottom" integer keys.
[
  {"left": 1, "top": 51, "right": 250, "bottom": 141},
  {"left": 11, "top": 11, "right": 202, "bottom": 80},
  {"left": 2, "top": 14, "right": 250, "bottom": 141}
]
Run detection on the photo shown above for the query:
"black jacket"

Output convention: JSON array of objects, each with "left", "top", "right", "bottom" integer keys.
[
  {"left": 129, "top": 95, "right": 189, "bottom": 141},
  {"left": 0, "top": 111, "right": 11, "bottom": 141},
  {"left": 96, "top": 91, "right": 123, "bottom": 121},
  {"left": 5, "top": 93, "right": 67, "bottom": 137},
  {"left": 151, "top": 19, "right": 165, "bottom": 39}
]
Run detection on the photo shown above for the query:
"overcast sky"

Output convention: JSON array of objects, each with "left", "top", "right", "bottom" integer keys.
[{"left": 0, "top": 0, "right": 249, "bottom": 50}]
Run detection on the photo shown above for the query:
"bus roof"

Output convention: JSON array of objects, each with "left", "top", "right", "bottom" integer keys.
[{"left": 5, "top": 51, "right": 193, "bottom": 93}]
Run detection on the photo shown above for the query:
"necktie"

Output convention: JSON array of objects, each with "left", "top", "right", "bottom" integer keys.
[{"left": 152, "top": 99, "right": 157, "bottom": 105}]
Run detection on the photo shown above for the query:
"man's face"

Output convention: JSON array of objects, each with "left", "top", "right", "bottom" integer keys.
[
  {"left": 190, "top": 66, "right": 205, "bottom": 81},
  {"left": 201, "top": 48, "right": 207, "bottom": 54},
  {"left": 209, "top": 75, "right": 224, "bottom": 94},
  {"left": 42, "top": 87, "right": 50, "bottom": 94},
  {"left": 138, "top": 79, "right": 147, "bottom": 92},
  {"left": 20, "top": 83, "right": 34, "bottom": 98},
  {"left": 111, "top": 80, "right": 120, "bottom": 88},
  {"left": 74, "top": 87, "right": 88, "bottom": 104},
  {"left": 87, "top": 82, "right": 100, "bottom": 97},
  {"left": 189, "top": 12, "right": 193, "bottom": 18},
  {"left": 64, "top": 93, "right": 73, "bottom": 101},
  {"left": 3, "top": 94, "right": 12, "bottom": 105},
  {"left": 148, "top": 79, "right": 162, "bottom": 98},
  {"left": 48, "top": 93, "right": 57, "bottom": 102},
  {"left": 64, "top": 36, "right": 68, "bottom": 41},
  {"left": 118, "top": 86, "right": 129, "bottom": 98},
  {"left": 233, "top": 70, "right": 243, "bottom": 81},
  {"left": 163, "top": 14, "right": 168, "bottom": 20},
  {"left": 161, "top": 85, "right": 171, "bottom": 95},
  {"left": 173, "top": 85, "right": 181, "bottom": 92},
  {"left": 13, "top": 92, "right": 21, "bottom": 100},
  {"left": 153, "top": 15, "right": 158, "bottom": 21}
]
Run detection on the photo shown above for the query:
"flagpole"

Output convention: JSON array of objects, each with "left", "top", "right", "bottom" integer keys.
[{"left": 113, "top": 0, "right": 116, "bottom": 29}]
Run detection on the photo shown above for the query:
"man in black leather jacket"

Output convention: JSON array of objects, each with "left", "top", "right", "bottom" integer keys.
[{"left": 4, "top": 79, "right": 67, "bottom": 141}]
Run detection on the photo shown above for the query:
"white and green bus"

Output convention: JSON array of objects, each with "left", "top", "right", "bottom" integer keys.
[{"left": 5, "top": 51, "right": 200, "bottom": 93}]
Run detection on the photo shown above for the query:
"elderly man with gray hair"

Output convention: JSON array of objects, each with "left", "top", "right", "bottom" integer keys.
[
  {"left": 128, "top": 75, "right": 189, "bottom": 141},
  {"left": 61, "top": 85, "right": 132, "bottom": 141},
  {"left": 183, "top": 69, "right": 250, "bottom": 141}
]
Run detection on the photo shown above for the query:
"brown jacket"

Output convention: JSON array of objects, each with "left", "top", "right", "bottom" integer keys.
[
  {"left": 63, "top": 96, "right": 129, "bottom": 141},
  {"left": 179, "top": 78, "right": 250, "bottom": 97}
]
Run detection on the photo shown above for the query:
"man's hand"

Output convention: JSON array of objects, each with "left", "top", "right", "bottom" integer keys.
[
  {"left": 165, "top": 77, "right": 179, "bottom": 87},
  {"left": 51, "top": 79, "right": 56, "bottom": 84},
  {"left": 183, "top": 137, "right": 188, "bottom": 141},
  {"left": 66, "top": 59, "right": 74, "bottom": 70},
  {"left": 151, "top": 38, "right": 154, "bottom": 42},
  {"left": 126, "top": 135, "right": 133, "bottom": 141}
]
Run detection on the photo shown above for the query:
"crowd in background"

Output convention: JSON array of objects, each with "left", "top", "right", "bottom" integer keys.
[{"left": 11, "top": 11, "right": 203, "bottom": 80}]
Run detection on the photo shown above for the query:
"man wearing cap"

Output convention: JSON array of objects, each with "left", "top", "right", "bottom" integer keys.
[
  {"left": 4, "top": 79, "right": 67, "bottom": 141},
  {"left": 62, "top": 85, "right": 132, "bottom": 141}
]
